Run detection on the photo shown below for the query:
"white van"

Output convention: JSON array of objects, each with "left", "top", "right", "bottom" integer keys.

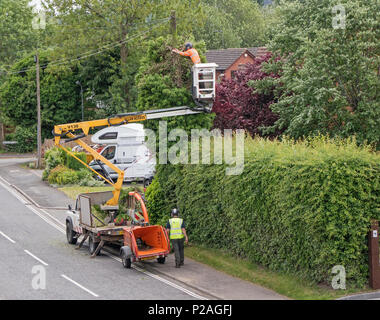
[{"left": 89, "top": 124, "right": 156, "bottom": 186}]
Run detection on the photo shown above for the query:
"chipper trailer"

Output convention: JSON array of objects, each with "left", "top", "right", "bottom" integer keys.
[{"left": 55, "top": 63, "right": 217, "bottom": 268}]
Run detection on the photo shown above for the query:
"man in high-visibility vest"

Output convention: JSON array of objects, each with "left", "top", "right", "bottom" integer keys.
[
  {"left": 166, "top": 208, "right": 188, "bottom": 268},
  {"left": 172, "top": 42, "right": 201, "bottom": 65}
]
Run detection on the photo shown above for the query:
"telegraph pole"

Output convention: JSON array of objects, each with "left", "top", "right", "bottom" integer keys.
[
  {"left": 170, "top": 10, "right": 177, "bottom": 46},
  {"left": 35, "top": 52, "right": 42, "bottom": 169}
]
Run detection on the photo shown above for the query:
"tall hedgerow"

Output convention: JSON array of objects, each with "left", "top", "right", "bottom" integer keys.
[{"left": 147, "top": 136, "right": 380, "bottom": 287}]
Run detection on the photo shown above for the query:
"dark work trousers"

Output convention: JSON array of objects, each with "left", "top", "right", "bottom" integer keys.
[{"left": 171, "top": 238, "right": 185, "bottom": 266}]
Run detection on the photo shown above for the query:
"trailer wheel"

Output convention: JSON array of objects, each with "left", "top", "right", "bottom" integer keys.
[
  {"left": 122, "top": 257, "right": 131, "bottom": 269},
  {"left": 88, "top": 236, "right": 101, "bottom": 255},
  {"left": 157, "top": 257, "right": 166, "bottom": 264},
  {"left": 66, "top": 221, "right": 77, "bottom": 245}
]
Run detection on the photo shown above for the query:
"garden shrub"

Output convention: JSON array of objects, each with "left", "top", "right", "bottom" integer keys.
[
  {"left": 43, "top": 147, "right": 100, "bottom": 186},
  {"left": 47, "top": 165, "right": 102, "bottom": 186},
  {"left": 4, "top": 126, "right": 36, "bottom": 153},
  {"left": 43, "top": 147, "right": 67, "bottom": 179},
  {"left": 47, "top": 165, "right": 69, "bottom": 185},
  {"left": 65, "top": 152, "right": 88, "bottom": 170},
  {"left": 146, "top": 136, "right": 380, "bottom": 287}
]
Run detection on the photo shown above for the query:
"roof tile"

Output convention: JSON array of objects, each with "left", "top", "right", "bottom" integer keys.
[{"left": 206, "top": 47, "right": 267, "bottom": 70}]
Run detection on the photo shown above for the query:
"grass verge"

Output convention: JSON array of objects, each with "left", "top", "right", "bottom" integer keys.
[
  {"left": 59, "top": 184, "right": 144, "bottom": 200},
  {"left": 185, "top": 245, "right": 371, "bottom": 300},
  {"left": 59, "top": 186, "right": 116, "bottom": 200}
]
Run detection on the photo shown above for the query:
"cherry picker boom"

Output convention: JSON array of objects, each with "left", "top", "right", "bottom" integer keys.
[
  {"left": 56, "top": 63, "right": 218, "bottom": 265},
  {"left": 53, "top": 106, "right": 208, "bottom": 208}
]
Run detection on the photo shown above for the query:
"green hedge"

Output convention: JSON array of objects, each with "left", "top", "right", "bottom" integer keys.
[
  {"left": 43, "top": 147, "right": 101, "bottom": 187},
  {"left": 146, "top": 137, "right": 380, "bottom": 287},
  {"left": 65, "top": 151, "right": 87, "bottom": 171},
  {"left": 4, "top": 126, "right": 36, "bottom": 153},
  {"left": 43, "top": 147, "right": 88, "bottom": 178}
]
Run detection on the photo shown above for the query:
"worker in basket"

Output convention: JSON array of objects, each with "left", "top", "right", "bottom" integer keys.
[
  {"left": 172, "top": 42, "right": 205, "bottom": 102},
  {"left": 172, "top": 42, "right": 200, "bottom": 65},
  {"left": 166, "top": 208, "right": 188, "bottom": 268}
]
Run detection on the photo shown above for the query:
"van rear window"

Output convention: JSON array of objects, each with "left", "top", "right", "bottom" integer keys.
[{"left": 99, "top": 132, "right": 118, "bottom": 140}]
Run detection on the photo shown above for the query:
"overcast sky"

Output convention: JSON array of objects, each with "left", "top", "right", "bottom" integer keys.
[{"left": 29, "top": 0, "right": 42, "bottom": 10}]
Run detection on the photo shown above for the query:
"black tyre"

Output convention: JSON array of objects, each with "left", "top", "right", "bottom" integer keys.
[
  {"left": 157, "top": 257, "right": 166, "bottom": 264},
  {"left": 66, "top": 221, "right": 77, "bottom": 245},
  {"left": 88, "top": 236, "right": 101, "bottom": 255},
  {"left": 122, "top": 257, "right": 131, "bottom": 268}
]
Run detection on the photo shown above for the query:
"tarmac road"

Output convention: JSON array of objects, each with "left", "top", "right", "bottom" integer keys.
[
  {"left": 0, "top": 158, "right": 208, "bottom": 300},
  {"left": 0, "top": 157, "right": 287, "bottom": 301}
]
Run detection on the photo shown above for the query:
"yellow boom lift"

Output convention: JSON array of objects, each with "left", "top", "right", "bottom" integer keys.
[{"left": 56, "top": 63, "right": 217, "bottom": 264}]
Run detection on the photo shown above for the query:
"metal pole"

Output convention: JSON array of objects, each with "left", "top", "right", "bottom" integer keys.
[
  {"left": 170, "top": 10, "right": 177, "bottom": 46},
  {"left": 76, "top": 81, "right": 84, "bottom": 121},
  {"left": 80, "top": 85, "right": 84, "bottom": 121},
  {"left": 35, "top": 52, "right": 42, "bottom": 169}
]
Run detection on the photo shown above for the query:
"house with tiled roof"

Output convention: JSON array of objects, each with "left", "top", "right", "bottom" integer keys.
[{"left": 205, "top": 47, "right": 268, "bottom": 80}]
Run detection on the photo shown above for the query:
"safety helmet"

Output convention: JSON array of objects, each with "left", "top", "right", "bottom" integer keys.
[
  {"left": 171, "top": 208, "right": 179, "bottom": 217},
  {"left": 185, "top": 42, "right": 193, "bottom": 50}
]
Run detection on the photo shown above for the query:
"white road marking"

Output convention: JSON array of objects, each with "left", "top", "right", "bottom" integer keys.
[
  {"left": 24, "top": 249, "right": 49, "bottom": 266},
  {"left": 38, "top": 207, "right": 65, "bottom": 227},
  {"left": 0, "top": 173, "right": 208, "bottom": 300},
  {"left": 27, "top": 205, "right": 65, "bottom": 234},
  {"left": 0, "top": 176, "right": 29, "bottom": 204},
  {"left": 0, "top": 230, "right": 16, "bottom": 244},
  {"left": 103, "top": 251, "right": 208, "bottom": 300},
  {"left": 61, "top": 274, "right": 99, "bottom": 298}
]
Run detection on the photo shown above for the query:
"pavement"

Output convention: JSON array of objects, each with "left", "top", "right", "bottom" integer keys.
[{"left": 0, "top": 157, "right": 287, "bottom": 300}]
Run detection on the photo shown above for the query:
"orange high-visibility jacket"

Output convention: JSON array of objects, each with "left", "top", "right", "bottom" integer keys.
[{"left": 177, "top": 48, "right": 201, "bottom": 64}]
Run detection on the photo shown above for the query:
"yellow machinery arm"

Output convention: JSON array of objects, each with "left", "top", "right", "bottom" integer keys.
[
  {"left": 54, "top": 107, "right": 205, "bottom": 208},
  {"left": 54, "top": 113, "right": 148, "bottom": 207}
]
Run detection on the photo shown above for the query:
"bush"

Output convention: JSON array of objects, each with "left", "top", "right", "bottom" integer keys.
[
  {"left": 213, "top": 53, "right": 282, "bottom": 138},
  {"left": 4, "top": 126, "right": 36, "bottom": 153},
  {"left": 66, "top": 152, "right": 88, "bottom": 170},
  {"left": 48, "top": 165, "right": 70, "bottom": 185},
  {"left": 147, "top": 136, "right": 380, "bottom": 287},
  {"left": 43, "top": 147, "right": 94, "bottom": 184},
  {"left": 43, "top": 147, "right": 67, "bottom": 179},
  {"left": 47, "top": 165, "right": 102, "bottom": 186}
]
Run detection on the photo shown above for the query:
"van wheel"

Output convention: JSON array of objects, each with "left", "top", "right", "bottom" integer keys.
[
  {"left": 157, "top": 257, "right": 166, "bottom": 264},
  {"left": 144, "top": 178, "right": 152, "bottom": 188},
  {"left": 66, "top": 221, "right": 77, "bottom": 245}
]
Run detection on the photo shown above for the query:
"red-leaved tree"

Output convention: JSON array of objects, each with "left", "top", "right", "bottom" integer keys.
[{"left": 212, "top": 53, "right": 282, "bottom": 138}]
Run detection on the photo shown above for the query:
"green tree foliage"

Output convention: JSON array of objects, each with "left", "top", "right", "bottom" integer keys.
[
  {"left": 77, "top": 48, "right": 125, "bottom": 116},
  {"left": 195, "top": 0, "right": 266, "bottom": 49},
  {"left": 147, "top": 136, "right": 380, "bottom": 287},
  {"left": 44, "top": 0, "right": 156, "bottom": 111},
  {"left": 257, "top": 0, "right": 380, "bottom": 147},
  {"left": 135, "top": 36, "right": 214, "bottom": 134},
  {"left": 0, "top": 53, "right": 83, "bottom": 140},
  {"left": 0, "top": 0, "right": 35, "bottom": 68},
  {"left": 43, "top": 0, "right": 205, "bottom": 112}
]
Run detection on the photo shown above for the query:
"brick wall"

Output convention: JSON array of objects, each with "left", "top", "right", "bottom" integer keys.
[{"left": 224, "top": 53, "right": 255, "bottom": 80}]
